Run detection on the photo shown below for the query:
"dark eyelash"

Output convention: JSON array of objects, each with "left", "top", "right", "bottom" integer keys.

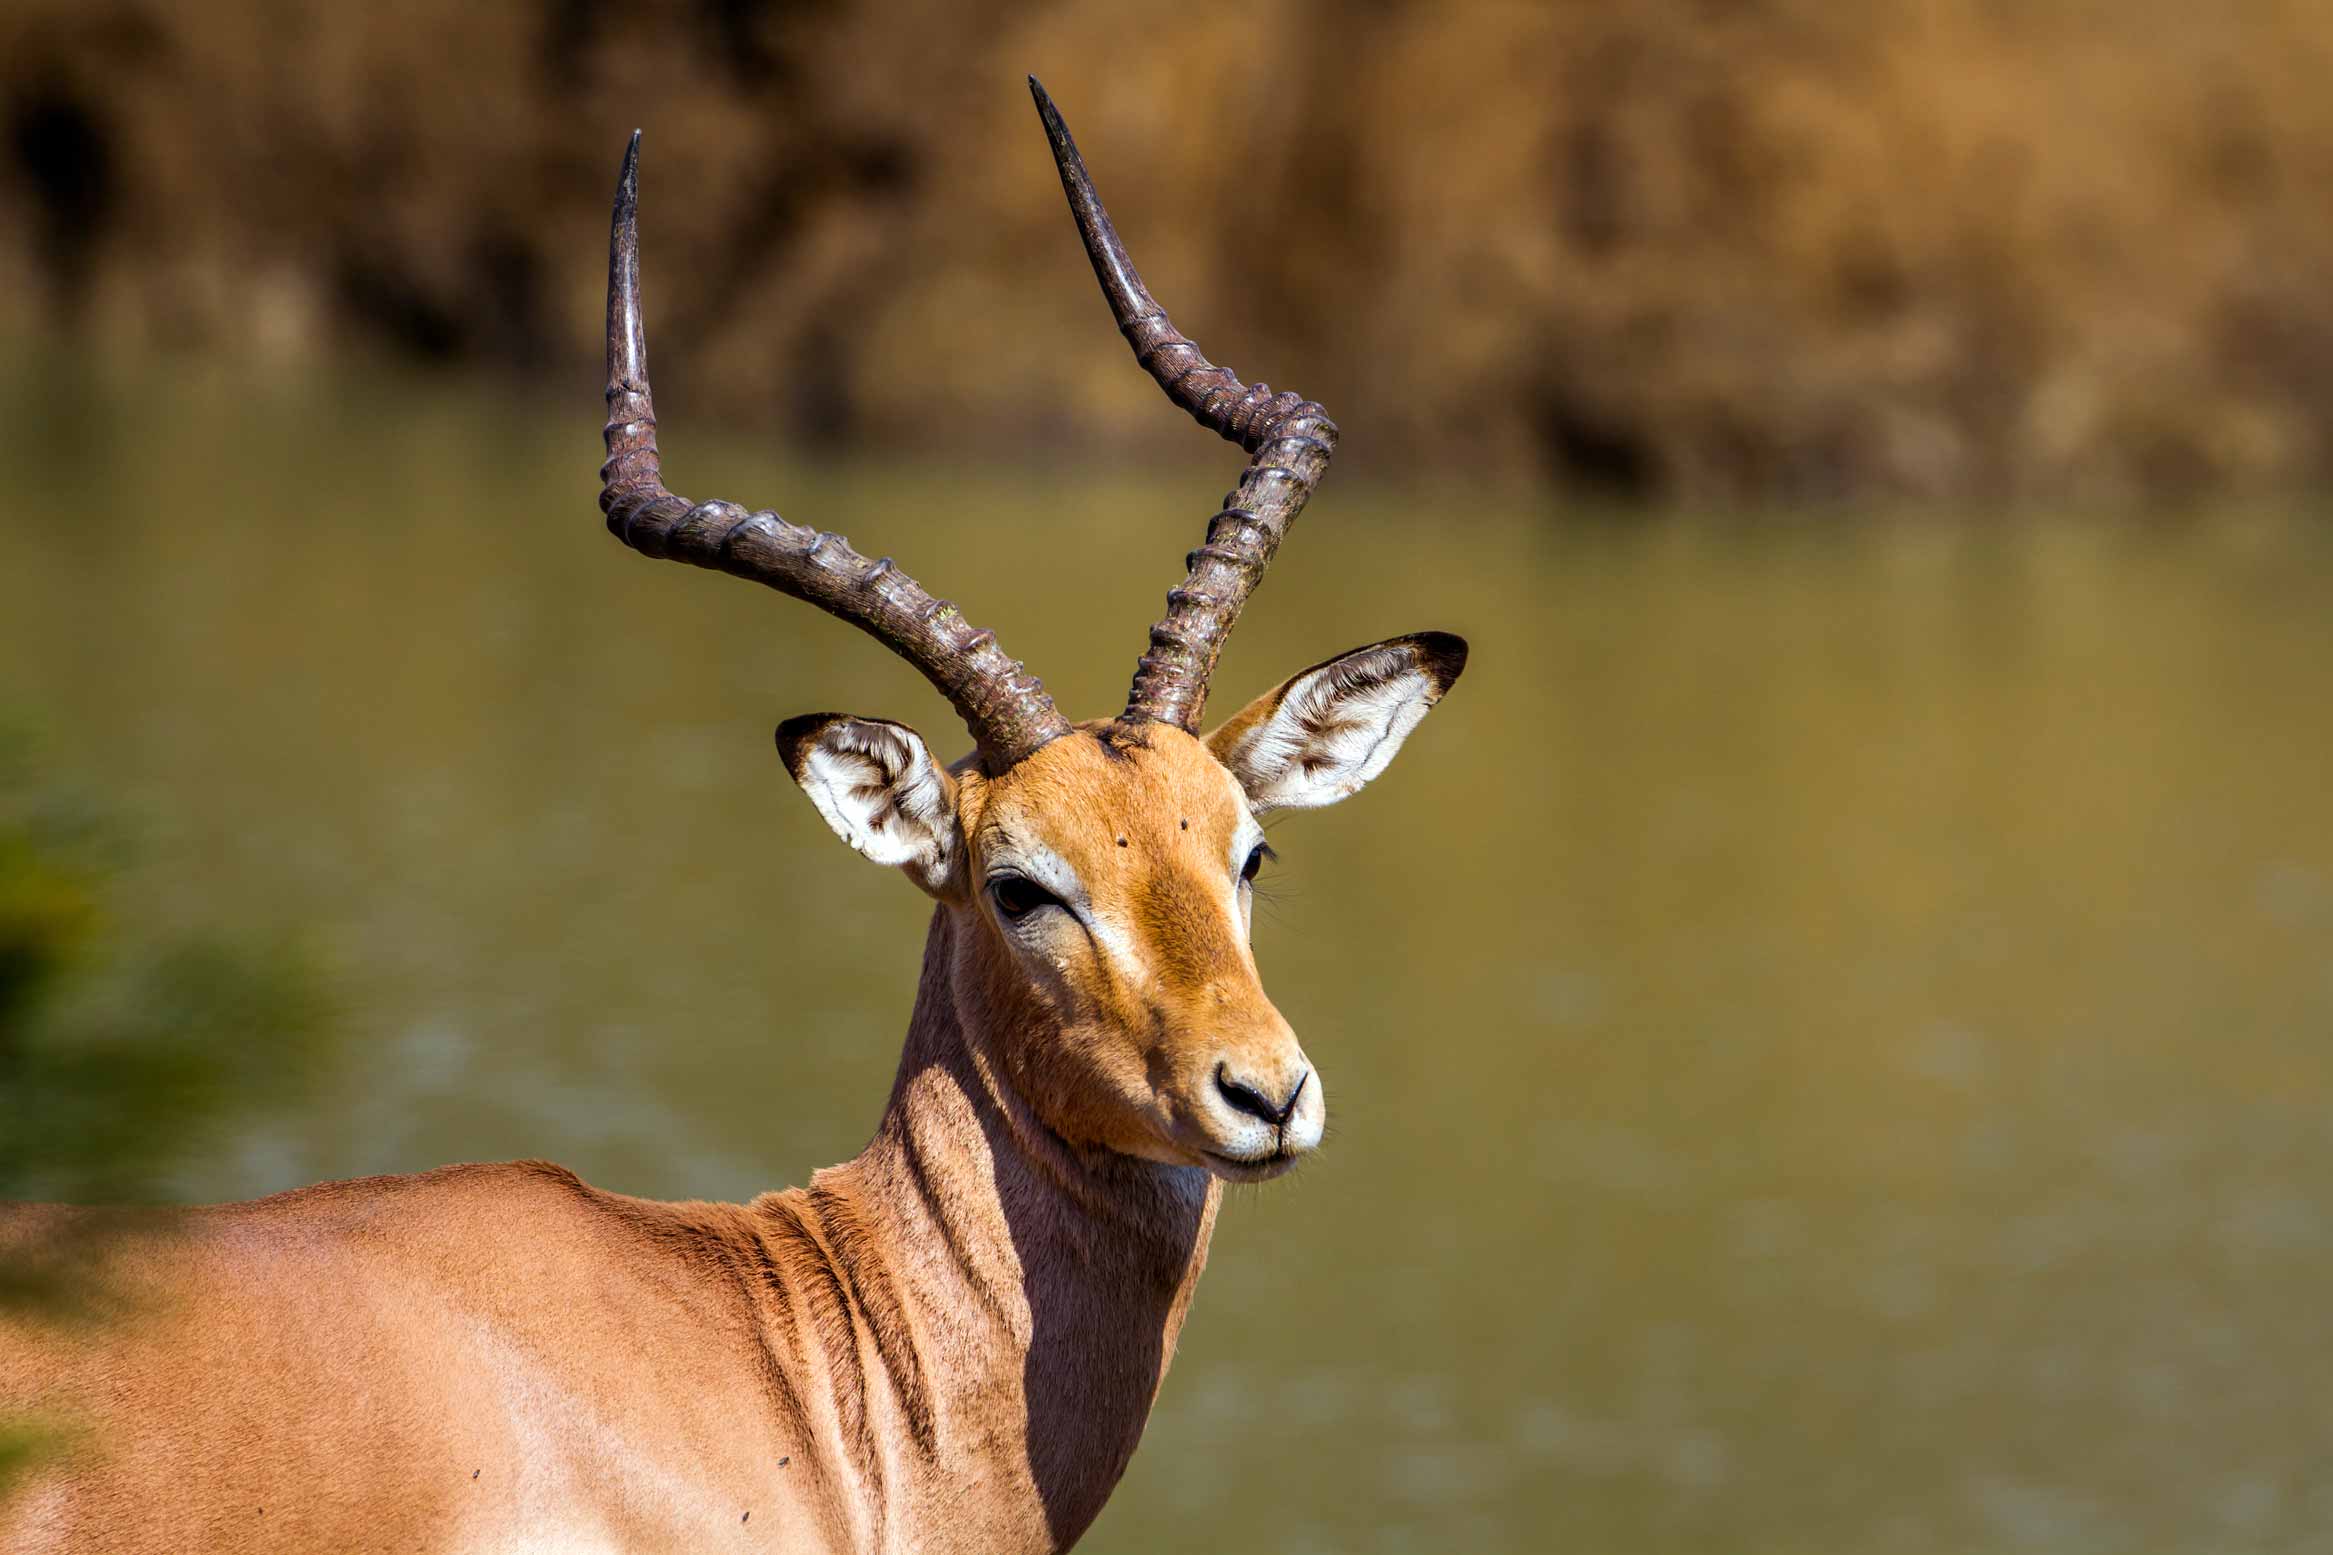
[{"left": 1249, "top": 859, "right": 1294, "bottom": 919}]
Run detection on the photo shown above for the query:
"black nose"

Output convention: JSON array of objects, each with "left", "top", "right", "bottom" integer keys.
[{"left": 1215, "top": 1064, "right": 1308, "bottom": 1127}]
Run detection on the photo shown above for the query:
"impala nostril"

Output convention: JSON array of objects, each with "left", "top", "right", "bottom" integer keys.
[
  {"left": 1213, "top": 1062, "right": 1283, "bottom": 1126},
  {"left": 1215, "top": 1062, "right": 1309, "bottom": 1128}
]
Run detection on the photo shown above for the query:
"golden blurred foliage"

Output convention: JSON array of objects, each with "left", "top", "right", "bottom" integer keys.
[{"left": 4, "top": 0, "right": 2332, "bottom": 503}]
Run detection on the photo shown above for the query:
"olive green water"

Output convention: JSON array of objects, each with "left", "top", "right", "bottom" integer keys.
[{"left": 6, "top": 363, "right": 2333, "bottom": 1552}]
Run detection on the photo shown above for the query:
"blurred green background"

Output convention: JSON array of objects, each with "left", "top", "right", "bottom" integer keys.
[{"left": 4, "top": 3, "right": 2333, "bottom": 1550}]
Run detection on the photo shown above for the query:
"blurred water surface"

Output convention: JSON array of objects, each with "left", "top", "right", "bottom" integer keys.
[{"left": 5, "top": 362, "right": 2333, "bottom": 1552}]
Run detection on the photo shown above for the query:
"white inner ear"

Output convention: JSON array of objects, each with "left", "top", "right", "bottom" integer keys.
[
  {"left": 1224, "top": 648, "right": 1441, "bottom": 813},
  {"left": 795, "top": 720, "right": 961, "bottom": 893}
]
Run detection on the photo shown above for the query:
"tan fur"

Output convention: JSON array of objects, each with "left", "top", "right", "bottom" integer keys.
[{"left": 0, "top": 719, "right": 1359, "bottom": 1555}]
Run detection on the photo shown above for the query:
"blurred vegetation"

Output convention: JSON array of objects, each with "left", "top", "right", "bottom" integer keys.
[
  {"left": 0, "top": 722, "right": 327, "bottom": 1222},
  {"left": 3, "top": 0, "right": 2331, "bottom": 505},
  {"left": 0, "top": 721, "right": 328, "bottom": 1491}
]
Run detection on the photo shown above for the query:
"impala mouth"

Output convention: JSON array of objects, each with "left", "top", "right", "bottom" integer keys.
[{"left": 1200, "top": 1145, "right": 1303, "bottom": 1183}]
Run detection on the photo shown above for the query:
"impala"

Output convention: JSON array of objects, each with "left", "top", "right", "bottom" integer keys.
[{"left": 0, "top": 81, "right": 1467, "bottom": 1554}]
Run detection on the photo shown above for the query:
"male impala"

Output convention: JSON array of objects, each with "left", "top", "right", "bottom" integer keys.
[{"left": 0, "top": 81, "right": 1466, "bottom": 1554}]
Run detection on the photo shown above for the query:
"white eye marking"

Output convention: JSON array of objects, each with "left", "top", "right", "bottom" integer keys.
[
  {"left": 1009, "top": 844, "right": 1085, "bottom": 915},
  {"left": 984, "top": 843, "right": 1148, "bottom": 972},
  {"left": 1227, "top": 804, "right": 1268, "bottom": 883},
  {"left": 1087, "top": 913, "right": 1142, "bottom": 976}
]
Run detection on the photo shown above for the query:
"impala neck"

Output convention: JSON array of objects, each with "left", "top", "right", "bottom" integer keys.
[{"left": 788, "top": 906, "right": 1220, "bottom": 1553}]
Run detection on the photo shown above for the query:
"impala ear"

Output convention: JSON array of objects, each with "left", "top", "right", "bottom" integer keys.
[
  {"left": 1206, "top": 632, "right": 1469, "bottom": 813},
  {"left": 776, "top": 714, "right": 967, "bottom": 899}
]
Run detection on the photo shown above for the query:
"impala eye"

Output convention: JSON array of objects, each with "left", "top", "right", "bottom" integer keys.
[
  {"left": 1241, "top": 841, "right": 1274, "bottom": 885},
  {"left": 989, "top": 875, "right": 1063, "bottom": 922}
]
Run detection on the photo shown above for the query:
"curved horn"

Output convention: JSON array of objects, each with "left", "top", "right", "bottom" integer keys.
[
  {"left": 600, "top": 132, "right": 1070, "bottom": 772},
  {"left": 1029, "top": 78, "right": 1340, "bottom": 732}
]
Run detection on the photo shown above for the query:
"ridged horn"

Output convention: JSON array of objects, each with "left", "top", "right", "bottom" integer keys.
[
  {"left": 1029, "top": 77, "right": 1340, "bottom": 731},
  {"left": 600, "top": 132, "right": 1070, "bottom": 771}
]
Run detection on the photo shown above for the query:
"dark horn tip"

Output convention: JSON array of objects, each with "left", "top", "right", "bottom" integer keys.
[
  {"left": 1027, "top": 76, "right": 1068, "bottom": 140},
  {"left": 614, "top": 131, "right": 641, "bottom": 209}
]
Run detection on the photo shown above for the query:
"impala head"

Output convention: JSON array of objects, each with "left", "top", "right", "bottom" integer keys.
[{"left": 599, "top": 80, "right": 1467, "bottom": 1183}]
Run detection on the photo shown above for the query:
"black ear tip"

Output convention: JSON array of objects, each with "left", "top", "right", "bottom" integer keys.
[
  {"left": 1407, "top": 631, "right": 1470, "bottom": 692},
  {"left": 775, "top": 713, "right": 844, "bottom": 777}
]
